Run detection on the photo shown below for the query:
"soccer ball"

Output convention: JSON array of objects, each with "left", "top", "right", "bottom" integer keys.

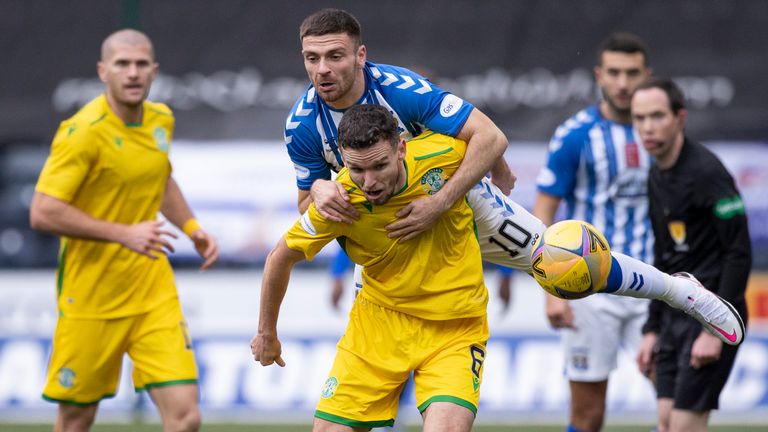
[{"left": 531, "top": 220, "right": 612, "bottom": 299}]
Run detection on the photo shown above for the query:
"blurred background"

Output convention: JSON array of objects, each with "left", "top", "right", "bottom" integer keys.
[{"left": 1, "top": 0, "right": 767, "bottom": 429}]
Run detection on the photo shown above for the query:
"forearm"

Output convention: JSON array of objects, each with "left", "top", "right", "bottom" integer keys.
[
  {"left": 258, "top": 239, "right": 302, "bottom": 336},
  {"left": 532, "top": 193, "right": 561, "bottom": 226},
  {"left": 29, "top": 192, "right": 127, "bottom": 242},
  {"left": 160, "top": 176, "right": 196, "bottom": 229},
  {"left": 439, "top": 124, "right": 507, "bottom": 208}
]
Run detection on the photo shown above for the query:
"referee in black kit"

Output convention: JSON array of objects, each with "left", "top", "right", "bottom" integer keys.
[{"left": 631, "top": 77, "right": 751, "bottom": 432}]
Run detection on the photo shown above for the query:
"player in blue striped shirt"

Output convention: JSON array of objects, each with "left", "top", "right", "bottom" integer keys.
[{"left": 534, "top": 32, "right": 654, "bottom": 432}]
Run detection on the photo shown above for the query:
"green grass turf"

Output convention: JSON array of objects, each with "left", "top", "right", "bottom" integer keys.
[{"left": 4, "top": 424, "right": 767, "bottom": 432}]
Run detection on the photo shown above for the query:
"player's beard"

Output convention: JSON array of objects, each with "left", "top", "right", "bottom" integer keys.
[{"left": 603, "top": 91, "right": 631, "bottom": 120}]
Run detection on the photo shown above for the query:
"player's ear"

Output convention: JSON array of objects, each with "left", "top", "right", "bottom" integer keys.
[
  {"left": 396, "top": 138, "right": 406, "bottom": 160},
  {"left": 676, "top": 108, "right": 688, "bottom": 128},
  {"left": 357, "top": 44, "right": 367, "bottom": 65},
  {"left": 593, "top": 65, "right": 602, "bottom": 84},
  {"left": 97, "top": 61, "right": 107, "bottom": 83}
]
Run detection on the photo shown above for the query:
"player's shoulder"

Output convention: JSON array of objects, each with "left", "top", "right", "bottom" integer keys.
[
  {"left": 285, "top": 86, "right": 321, "bottom": 138},
  {"left": 684, "top": 140, "right": 728, "bottom": 177},
  {"left": 407, "top": 132, "right": 466, "bottom": 162},
  {"left": 366, "top": 61, "right": 436, "bottom": 98},
  {"left": 56, "top": 95, "right": 112, "bottom": 142},
  {"left": 144, "top": 100, "right": 174, "bottom": 119},
  {"left": 552, "top": 105, "right": 600, "bottom": 141}
]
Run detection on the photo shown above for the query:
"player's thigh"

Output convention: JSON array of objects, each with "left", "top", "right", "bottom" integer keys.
[
  {"left": 315, "top": 296, "right": 411, "bottom": 428},
  {"left": 43, "top": 315, "right": 131, "bottom": 404},
  {"left": 562, "top": 296, "right": 623, "bottom": 381},
  {"left": 422, "top": 401, "right": 475, "bottom": 432},
  {"left": 413, "top": 314, "right": 489, "bottom": 416},
  {"left": 128, "top": 298, "right": 198, "bottom": 391},
  {"left": 468, "top": 177, "right": 546, "bottom": 271}
]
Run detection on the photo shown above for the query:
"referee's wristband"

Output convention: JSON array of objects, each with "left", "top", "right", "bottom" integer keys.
[{"left": 182, "top": 218, "right": 202, "bottom": 237}]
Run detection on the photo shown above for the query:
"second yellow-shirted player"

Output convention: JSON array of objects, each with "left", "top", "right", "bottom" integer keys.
[
  {"left": 30, "top": 29, "right": 218, "bottom": 432},
  {"left": 252, "top": 105, "right": 488, "bottom": 430}
]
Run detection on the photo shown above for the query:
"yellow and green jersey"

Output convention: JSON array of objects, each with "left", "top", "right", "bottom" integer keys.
[
  {"left": 285, "top": 132, "right": 487, "bottom": 320},
  {"left": 36, "top": 94, "right": 177, "bottom": 319}
]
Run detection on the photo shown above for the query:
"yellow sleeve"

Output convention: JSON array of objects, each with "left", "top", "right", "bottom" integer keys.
[
  {"left": 35, "top": 120, "right": 97, "bottom": 203},
  {"left": 284, "top": 204, "right": 344, "bottom": 261}
]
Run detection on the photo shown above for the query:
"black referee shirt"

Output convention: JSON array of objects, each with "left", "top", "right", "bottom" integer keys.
[{"left": 643, "top": 138, "right": 751, "bottom": 334}]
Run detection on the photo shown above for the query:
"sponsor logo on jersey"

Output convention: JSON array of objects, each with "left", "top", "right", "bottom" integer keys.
[
  {"left": 439, "top": 95, "right": 463, "bottom": 118},
  {"left": 320, "top": 376, "right": 338, "bottom": 399},
  {"left": 420, "top": 168, "right": 447, "bottom": 195},
  {"left": 299, "top": 212, "right": 317, "bottom": 236},
  {"left": 294, "top": 163, "right": 310, "bottom": 180},
  {"left": 154, "top": 127, "right": 169, "bottom": 152},
  {"left": 58, "top": 367, "right": 75, "bottom": 388},
  {"left": 668, "top": 220, "right": 689, "bottom": 252},
  {"left": 714, "top": 196, "right": 746, "bottom": 219},
  {"left": 625, "top": 141, "right": 640, "bottom": 167}
]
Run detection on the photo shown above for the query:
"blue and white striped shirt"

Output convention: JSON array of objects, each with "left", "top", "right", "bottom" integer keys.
[
  {"left": 284, "top": 61, "right": 474, "bottom": 190},
  {"left": 536, "top": 105, "right": 654, "bottom": 263}
]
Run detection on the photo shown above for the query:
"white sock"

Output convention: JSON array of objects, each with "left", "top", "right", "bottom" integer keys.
[{"left": 607, "top": 252, "right": 683, "bottom": 304}]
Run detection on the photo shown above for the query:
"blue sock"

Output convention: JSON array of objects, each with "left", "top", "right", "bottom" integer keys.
[{"left": 566, "top": 425, "right": 586, "bottom": 432}]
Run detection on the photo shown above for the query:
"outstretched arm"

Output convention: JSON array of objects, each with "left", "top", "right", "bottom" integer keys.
[
  {"left": 161, "top": 176, "right": 219, "bottom": 270},
  {"left": 251, "top": 238, "right": 306, "bottom": 367},
  {"left": 30, "top": 191, "right": 176, "bottom": 259}
]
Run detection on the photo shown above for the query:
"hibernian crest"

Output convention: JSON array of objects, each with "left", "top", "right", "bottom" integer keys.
[
  {"left": 153, "top": 127, "right": 169, "bottom": 152},
  {"left": 420, "top": 168, "right": 447, "bottom": 195},
  {"left": 58, "top": 368, "right": 75, "bottom": 388},
  {"left": 320, "top": 376, "right": 339, "bottom": 399}
]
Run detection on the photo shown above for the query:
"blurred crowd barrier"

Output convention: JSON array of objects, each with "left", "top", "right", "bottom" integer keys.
[{"left": 1, "top": 141, "right": 767, "bottom": 268}]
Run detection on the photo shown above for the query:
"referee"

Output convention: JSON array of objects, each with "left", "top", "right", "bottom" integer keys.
[{"left": 632, "top": 78, "right": 751, "bottom": 432}]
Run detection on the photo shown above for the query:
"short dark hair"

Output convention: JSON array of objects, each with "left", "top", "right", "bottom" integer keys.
[
  {"left": 338, "top": 105, "right": 398, "bottom": 150},
  {"left": 635, "top": 77, "right": 686, "bottom": 113},
  {"left": 597, "top": 32, "right": 648, "bottom": 66},
  {"left": 300, "top": 8, "right": 362, "bottom": 47}
]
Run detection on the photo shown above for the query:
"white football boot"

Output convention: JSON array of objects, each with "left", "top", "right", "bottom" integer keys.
[{"left": 671, "top": 272, "right": 745, "bottom": 346}]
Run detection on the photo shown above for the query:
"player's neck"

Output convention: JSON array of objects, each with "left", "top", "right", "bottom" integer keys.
[
  {"left": 326, "top": 70, "right": 367, "bottom": 110},
  {"left": 105, "top": 93, "right": 144, "bottom": 125},
  {"left": 599, "top": 101, "right": 631, "bottom": 124}
]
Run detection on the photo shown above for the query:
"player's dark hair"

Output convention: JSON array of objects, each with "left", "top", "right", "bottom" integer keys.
[
  {"left": 300, "top": 8, "right": 362, "bottom": 47},
  {"left": 635, "top": 77, "right": 686, "bottom": 113},
  {"left": 338, "top": 105, "right": 398, "bottom": 150},
  {"left": 597, "top": 32, "right": 648, "bottom": 66}
]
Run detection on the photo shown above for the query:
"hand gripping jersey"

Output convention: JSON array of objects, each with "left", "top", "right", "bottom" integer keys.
[
  {"left": 285, "top": 133, "right": 486, "bottom": 320},
  {"left": 284, "top": 61, "right": 474, "bottom": 190},
  {"left": 536, "top": 105, "right": 654, "bottom": 263}
]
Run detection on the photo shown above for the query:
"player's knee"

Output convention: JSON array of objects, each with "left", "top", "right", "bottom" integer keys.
[
  {"left": 165, "top": 406, "right": 201, "bottom": 432},
  {"left": 58, "top": 403, "right": 98, "bottom": 432}
]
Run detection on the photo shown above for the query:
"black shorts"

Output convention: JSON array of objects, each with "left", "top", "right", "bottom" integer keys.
[{"left": 655, "top": 312, "right": 741, "bottom": 411}]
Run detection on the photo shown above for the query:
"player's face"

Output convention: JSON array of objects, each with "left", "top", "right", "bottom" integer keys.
[
  {"left": 342, "top": 138, "right": 406, "bottom": 205},
  {"left": 631, "top": 87, "right": 687, "bottom": 163},
  {"left": 595, "top": 51, "right": 649, "bottom": 119},
  {"left": 302, "top": 33, "right": 366, "bottom": 109},
  {"left": 98, "top": 42, "right": 158, "bottom": 108}
]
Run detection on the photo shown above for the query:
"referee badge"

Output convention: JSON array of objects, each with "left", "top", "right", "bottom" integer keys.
[{"left": 668, "top": 220, "right": 689, "bottom": 252}]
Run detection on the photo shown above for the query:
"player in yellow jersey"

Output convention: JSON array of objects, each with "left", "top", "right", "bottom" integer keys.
[
  {"left": 29, "top": 29, "right": 218, "bottom": 432},
  {"left": 252, "top": 105, "right": 487, "bottom": 431}
]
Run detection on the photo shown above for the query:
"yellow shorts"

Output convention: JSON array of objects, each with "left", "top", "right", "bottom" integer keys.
[
  {"left": 315, "top": 293, "right": 489, "bottom": 428},
  {"left": 42, "top": 297, "right": 197, "bottom": 405}
]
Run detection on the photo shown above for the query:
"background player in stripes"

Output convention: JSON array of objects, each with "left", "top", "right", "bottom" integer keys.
[{"left": 533, "top": 32, "right": 653, "bottom": 432}]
